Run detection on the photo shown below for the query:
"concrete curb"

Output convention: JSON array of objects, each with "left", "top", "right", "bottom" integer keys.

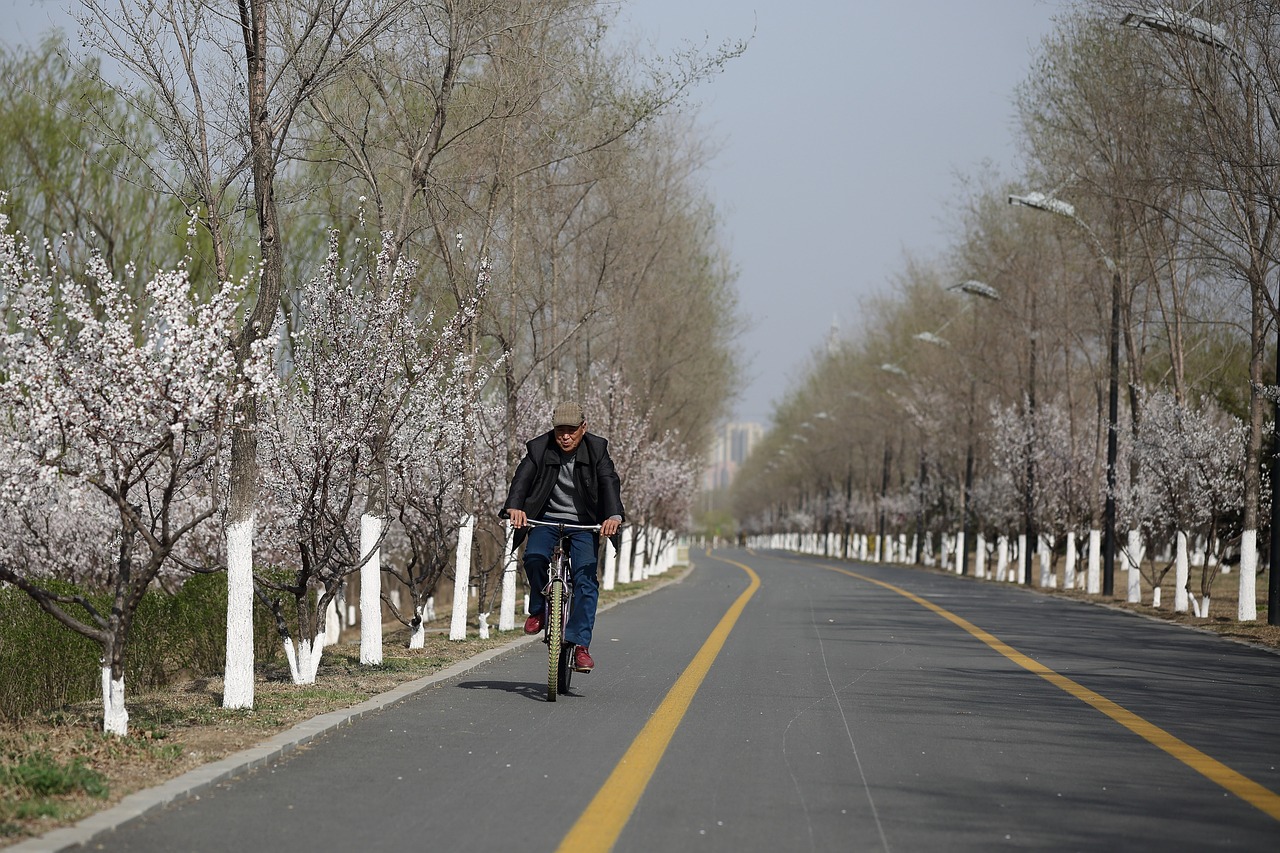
[{"left": 9, "top": 564, "right": 694, "bottom": 853}]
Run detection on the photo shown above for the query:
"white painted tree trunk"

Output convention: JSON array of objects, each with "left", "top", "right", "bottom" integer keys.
[
  {"left": 996, "top": 535, "right": 1009, "bottom": 582},
  {"left": 640, "top": 527, "right": 653, "bottom": 578},
  {"left": 500, "top": 524, "right": 518, "bottom": 629},
  {"left": 633, "top": 527, "right": 647, "bottom": 578},
  {"left": 294, "top": 634, "right": 327, "bottom": 685},
  {"left": 1152, "top": 587, "right": 1162, "bottom": 608},
  {"left": 617, "top": 526, "right": 633, "bottom": 584},
  {"left": 101, "top": 666, "right": 128, "bottom": 736},
  {"left": 410, "top": 602, "right": 427, "bottom": 649},
  {"left": 975, "top": 533, "right": 987, "bottom": 578},
  {"left": 478, "top": 612, "right": 490, "bottom": 639},
  {"left": 449, "top": 514, "right": 476, "bottom": 640},
  {"left": 1086, "top": 529, "right": 1102, "bottom": 595},
  {"left": 1064, "top": 532, "right": 1077, "bottom": 590},
  {"left": 1238, "top": 528, "right": 1257, "bottom": 621},
  {"left": 359, "top": 513, "right": 384, "bottom": 665},
  {"left": 283, "top": 637, "right": 299, "bottom": 683},
  {"left": 601, "top": 530, "right": 617, "bottom": 591},
  {"left": 1174, "top": 530, "right": 1189, "bottom": 614},
  {"left": 1125, "top": 529, "right": 1143, "bottom": 604},
  {"left": 1038, "top": 535, "right": 1053, "bottom": 588},
  {"left": 223, "top": 517, "right": 255, "bottom": 709},
  {"left": 324, "top": 592, "right": 341, "bottom": 645},
  {"left": 954, "top": 530, "right": 965, "bottom": 574}
]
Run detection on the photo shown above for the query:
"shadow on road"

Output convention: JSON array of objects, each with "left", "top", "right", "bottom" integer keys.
[{"left": 456, "top": 679, "right": 579, "bottom": 701}]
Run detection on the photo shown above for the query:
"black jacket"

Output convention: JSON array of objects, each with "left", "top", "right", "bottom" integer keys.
[{"left": 500, "top": 431, "right": 624, "bottom": 545}]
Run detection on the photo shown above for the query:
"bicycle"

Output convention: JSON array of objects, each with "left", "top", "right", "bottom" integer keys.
[{"left": 524, "top": 518, "right": 601, "bottom": 702}]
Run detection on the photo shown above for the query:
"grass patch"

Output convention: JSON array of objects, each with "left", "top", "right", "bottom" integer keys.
[{"left": 0, "top": 749, "right": 108, "bottom": 838}]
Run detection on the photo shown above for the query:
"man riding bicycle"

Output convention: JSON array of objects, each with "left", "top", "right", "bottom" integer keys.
[{"left": 500, "top": 401, "right": 624, "bottom": 673}]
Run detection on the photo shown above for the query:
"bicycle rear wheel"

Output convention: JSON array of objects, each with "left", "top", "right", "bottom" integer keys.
[
  {"left": 546, "top": 580, "right": 564, "bottom": 702},
  {"left": 558, "top": 643, "right": 574, "bottom": 694}
]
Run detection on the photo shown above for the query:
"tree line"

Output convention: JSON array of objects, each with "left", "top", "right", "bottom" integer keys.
[
  {"left": 0, "top": 0, "right": 747, "bottom": 734},
  {"left": 732, "top": 0, "right": 1277, "bottom": 625}
]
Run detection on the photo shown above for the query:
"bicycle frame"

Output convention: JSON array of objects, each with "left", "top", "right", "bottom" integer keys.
[{"left": 525, "top": 519, "right": 600, "bottom": 701}]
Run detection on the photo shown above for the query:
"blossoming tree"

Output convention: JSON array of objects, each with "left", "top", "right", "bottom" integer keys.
[
  {"left": 1132, "top": 390, "right": 1247, "bottom": 614},
  {"left": 0, "top": 213, "right": 265, "bottom": 734},
  {"left": 253, "top": 232, "right": 489, "bottom": 680}
]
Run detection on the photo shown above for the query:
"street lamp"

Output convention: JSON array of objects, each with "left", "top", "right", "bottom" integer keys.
[
  {"left": 1121, "top": 4, "right": 1228, "bottom": 47},
  {"left": 914, "top": 283, "right": 1001, "bottom": 576},
  {"left": 1119, "top": 0, "right": 1280, "bottom": 623},
  {"left": 943, "top": 281, "right": 1001, "bottom": 578},
  {"left": 1009, "top": 190, "right": 1122, "bottom": 598},
  {"left": 880, "top": 362, "right": 927, "bottom": 564}
]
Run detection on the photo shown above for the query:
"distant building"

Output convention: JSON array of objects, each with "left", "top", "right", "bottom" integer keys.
[{"left": 702, "top": 421, "right": 764, "bottom": 490}]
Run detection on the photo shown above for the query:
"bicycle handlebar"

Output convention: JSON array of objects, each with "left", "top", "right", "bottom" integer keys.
[{"left": 522, "top": 518, "right": 603, "bottom": 532}]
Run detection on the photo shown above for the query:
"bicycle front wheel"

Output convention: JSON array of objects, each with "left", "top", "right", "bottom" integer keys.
[{"left": 546, "top": 580, "right": 565, "bottom": 702}]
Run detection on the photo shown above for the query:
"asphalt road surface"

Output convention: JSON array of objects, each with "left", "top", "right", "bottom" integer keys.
[{"left": 76, "top": 548, "right": 1280, "bottom": 852}]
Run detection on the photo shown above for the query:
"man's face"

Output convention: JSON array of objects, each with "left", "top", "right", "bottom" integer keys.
[{"left": 555, "top": 421, "right": 586, "bottom": 453}]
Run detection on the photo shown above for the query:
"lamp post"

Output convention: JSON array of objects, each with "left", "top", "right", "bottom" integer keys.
[
  {"left": 880, "top": 362, "right": 926, "bottom": 564},
  {"left": 1009, "top": 191, "right": 1121, "bottom": 597},
  {"left": 914, "top": 281, "right": 1001, "bottom": 576},
  {"left": 1120, "top": 1, "right": 1280, "bottom": 622}
]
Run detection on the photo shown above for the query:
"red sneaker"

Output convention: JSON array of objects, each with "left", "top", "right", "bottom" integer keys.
[
  {"left": 573, "top": 646, "right": 594, "bottom": 673},
  {"left": 524, "top": 613, "right": 544, "bottom": 635}
]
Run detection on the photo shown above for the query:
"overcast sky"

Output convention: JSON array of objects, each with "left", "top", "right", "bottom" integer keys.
[{"left": 3, "top": 0, "right": 1068, "bottom": 426}]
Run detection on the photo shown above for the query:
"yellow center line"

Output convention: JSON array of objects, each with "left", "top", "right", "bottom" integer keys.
[
  {"left": 556, "top": 555, "right": 760, "bottom": 853},
  {"left": 823, "top": 562, "right": 1280, "bottom": 822}
]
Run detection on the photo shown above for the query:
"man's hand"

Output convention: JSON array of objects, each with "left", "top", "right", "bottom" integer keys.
[
  {"left": 601, "top": 517, "right": 621, "bottom": 537},
  {"left": 507, "top": 509, "right": 528, "bottom": 528}
]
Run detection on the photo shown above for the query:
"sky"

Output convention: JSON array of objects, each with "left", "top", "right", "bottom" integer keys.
[{"left": 3, "top": 0, "right": 1069, "bottom": 426}]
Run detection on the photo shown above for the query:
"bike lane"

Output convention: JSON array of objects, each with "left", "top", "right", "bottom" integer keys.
[{"left": 79, "top": 554, "right": 757, "bottom": 853}]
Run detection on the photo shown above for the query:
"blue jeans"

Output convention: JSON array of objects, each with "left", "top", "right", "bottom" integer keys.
[{"left": 523, "top": 524, "right": 600, "bottom": 648}]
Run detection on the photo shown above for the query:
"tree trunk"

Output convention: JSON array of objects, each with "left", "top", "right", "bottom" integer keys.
[
  {"left": 449, "top": 514, "right": 476, "bottom": 640},
  {"left": 617, "top": 526, "right": 633, "bottom": 584},
  {"left": 223, "top": 0, "right": 288, "bottom": 709},
  {"left": 1087, "top": 528, "right": 1102, "bottom": 595},
  {"left": 359, "top": 513, "right": 384, "bottom": 665},
  {"left": 100, "top": 662, "right": 128, "bottom": 737},
  {"left": 1126, "top": 529, "right": 1144, "bottom": 604},
  {"left": 499, "top": 524, "right": 519, "bottom": 629},
  {"left": 1065, "top": 531, "right": 1078, "bottom": 589},
  {"left": 1175, "top": 530, "right": 1190, "bottom": 614}
]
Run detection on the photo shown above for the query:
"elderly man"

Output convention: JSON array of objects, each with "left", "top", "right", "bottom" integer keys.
[{"left": 501, "top": 401, "right": 624, "bottom": 672}]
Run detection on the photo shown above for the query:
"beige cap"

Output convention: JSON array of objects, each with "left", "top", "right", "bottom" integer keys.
[{"left": 552, "top": 401, "right": 585, "bottom": 428}]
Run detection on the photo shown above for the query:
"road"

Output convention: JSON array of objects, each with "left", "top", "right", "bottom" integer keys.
[{"left": 74, "top": 548, "right": 1280, "bottom": 851}]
